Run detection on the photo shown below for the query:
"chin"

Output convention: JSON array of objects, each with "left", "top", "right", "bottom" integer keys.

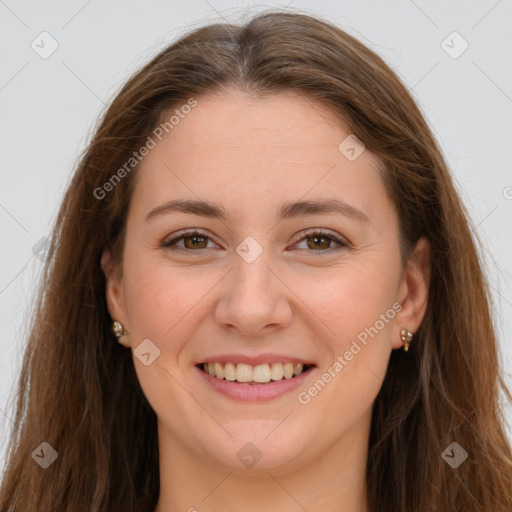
[{"left": 199, "top": 424, "right": 309, "bottom": 472}]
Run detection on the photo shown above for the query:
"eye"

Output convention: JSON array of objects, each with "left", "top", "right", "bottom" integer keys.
[
  {"left": 162, "top": 228, "right": 349, "bottom": 253},
  {"left": 162, "top": 229, "right": 218, "bottom": 251},
  {"left": 293, "top": 229, "right": 348, "bottom": 252}
]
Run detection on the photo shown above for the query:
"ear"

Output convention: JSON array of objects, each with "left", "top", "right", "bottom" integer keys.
[
  {"left": 392, "top": 237, "right": 431, "bottom": 350},
  {"left": 101, "top": 249, "right": 130, "bottom": 348}
]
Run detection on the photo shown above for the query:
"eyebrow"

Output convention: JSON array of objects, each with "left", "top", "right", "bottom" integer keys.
[{"left": 145, "top": 198, "right": 370, "bottom": 223}]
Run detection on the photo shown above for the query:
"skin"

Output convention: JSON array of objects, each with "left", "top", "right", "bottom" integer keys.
[{"left": 102, "top": 89, "right": 430, "bottom": 512}]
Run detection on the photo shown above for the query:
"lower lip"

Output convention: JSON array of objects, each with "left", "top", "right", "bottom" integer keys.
[{"left": 196, "top": 365, "right": 317, "bottom": 402}]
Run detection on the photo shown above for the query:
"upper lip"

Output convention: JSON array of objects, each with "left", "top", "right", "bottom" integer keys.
[{"left": 195, "top": 353, "right": 316, "bottom": 366}]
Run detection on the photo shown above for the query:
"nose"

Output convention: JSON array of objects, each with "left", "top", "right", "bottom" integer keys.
[{"left": 214, "top": 250, "right": 293, "bottom": 337}]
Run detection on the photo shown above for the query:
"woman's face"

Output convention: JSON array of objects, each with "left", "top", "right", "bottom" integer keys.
[{"left": 103, "top": 89, "right": 429, "bottom": 472}]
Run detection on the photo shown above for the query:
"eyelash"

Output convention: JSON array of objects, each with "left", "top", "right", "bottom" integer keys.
[{"left": 161, "top": 228, "right": 349, "bottom": 253}]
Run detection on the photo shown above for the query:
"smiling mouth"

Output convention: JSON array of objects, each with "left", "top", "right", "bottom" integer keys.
[{"left": 197, "top": 362, "right": 315, "bottom": 385}]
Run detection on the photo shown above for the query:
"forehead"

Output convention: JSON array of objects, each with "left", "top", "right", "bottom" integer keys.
[
  {"left": 129, "top": 89, "right": 391, "bottom": 225},
  {"left": 159, "top": 89, "right": 355, "bottom": 160}
]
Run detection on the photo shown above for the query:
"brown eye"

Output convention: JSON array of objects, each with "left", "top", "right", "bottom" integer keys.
[
  {"left": 162, "top": 230, "right": 215, "bottom": 251},
  {"left": 306, "top": 234, "right": 332, "bottom": 250},
  {"left": 295, "top": 229, "right": 348, "bottom": 252},
  {"left": 182, "top": 234, "right": 208, "bottom": 249},
  {"left": 162, "top": 229, "right": 348, "bottom": 253}
]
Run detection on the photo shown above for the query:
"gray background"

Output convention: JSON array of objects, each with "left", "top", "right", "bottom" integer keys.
[{"left": 1, "top": 0, "right": 511, "bottom": 470}]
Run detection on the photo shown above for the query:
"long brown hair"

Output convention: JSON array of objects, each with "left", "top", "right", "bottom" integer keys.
[{"left": 1, "top": 10, "right": 511, "bottom": 512}]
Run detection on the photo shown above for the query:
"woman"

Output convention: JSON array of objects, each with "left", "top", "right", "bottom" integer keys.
[{"left": 1, "top": 10, "right": 511, "bottom": 512}]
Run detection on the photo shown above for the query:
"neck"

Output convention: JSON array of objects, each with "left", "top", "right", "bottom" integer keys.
[{"left": 153, "top": 414, "right": 371, "bottom": 512}]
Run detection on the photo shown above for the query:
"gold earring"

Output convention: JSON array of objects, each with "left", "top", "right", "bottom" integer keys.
[
  {"left": 112, "top": 321, "right": 127, "bottom": 338},
  {"left": 401, "top": 328, "right": 414, "bottom": 352}
]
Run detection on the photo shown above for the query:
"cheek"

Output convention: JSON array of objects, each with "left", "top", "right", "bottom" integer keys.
[
  {"left": 289, "top": 253, "right": 401, "bottom": 410},
  {"left": 123, "top": 253, "right": 225, "bottom": 352},
  {"left": 294, "top": 257, "right": 400, "bottom": 346},
  {"left": 121, "top": 258, "right": 219, "bottom": 425},
  {"left": 291, "top": 261, "right": 400, "bottom": 440}
]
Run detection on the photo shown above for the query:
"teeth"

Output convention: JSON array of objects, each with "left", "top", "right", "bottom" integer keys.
[
  {"left": 253, "top": 364, "right": 271, "bottom": 383},
  {"left": 283, "top": 363, "right": 294, "bottom": 379},
  {"left": 214, "top": 362, "right": 224, "bottom": 379},
  {"left": 236, "top": 363, "right": 253, "bottom": 383},
  {"left": 224, "top": 362, "right": 236, "bottom": 381},
  {"left": 202, "top": 361, "right": 310, "bottom": 383},
  {"left": 271, "top": 362, "right": 284, "bottom": 381}
]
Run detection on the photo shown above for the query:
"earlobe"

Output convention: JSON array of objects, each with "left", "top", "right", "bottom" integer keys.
[
  {"left": 101, "top": 250, "right": 130, "bottom": 347},
  {"left": 392, "top": 237, "right": 431, "bottom": 350}
]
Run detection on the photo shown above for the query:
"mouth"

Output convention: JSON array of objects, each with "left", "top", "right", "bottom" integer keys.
[{"left": 196, "top": 361, "right": 316, "bottom": 385}]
